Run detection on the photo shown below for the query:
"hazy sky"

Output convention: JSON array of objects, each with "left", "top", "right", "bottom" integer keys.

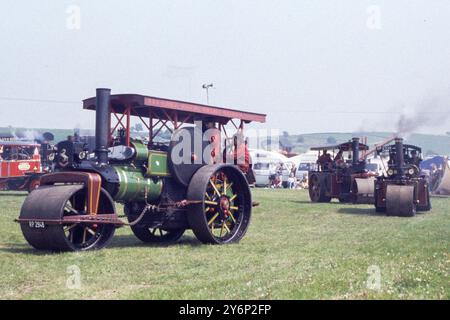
[{"left": 1, "top": 0, "right": 450, "bottom": 134}]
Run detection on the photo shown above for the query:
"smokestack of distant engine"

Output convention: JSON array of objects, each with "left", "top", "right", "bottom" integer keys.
[
  {"left": 394, "top": 137, "right": 405, "bottom": 176},
  {"left": 352, "top": 137, "right": 360, "bottom": 166},
  {"left": 95, "top": 88, "right": 111, "bottom": 165}
]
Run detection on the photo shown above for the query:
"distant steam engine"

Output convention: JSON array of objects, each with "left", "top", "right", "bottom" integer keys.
[{"left": 374, "top": 138, "right": 431, "bottom": 216}]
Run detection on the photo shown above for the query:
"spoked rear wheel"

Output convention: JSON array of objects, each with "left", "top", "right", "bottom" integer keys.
[
  {"left": 20, "top": 185, "right": 116, "bottom": 251},
  {"left": 125, "top": 203, "right": 185, "bottom": 243},
  {"left": 131, "top": 227, "right": 185, "bottom": 243},
  {"left": 187, "top": 165, "right": 252, "bottom": 244}
]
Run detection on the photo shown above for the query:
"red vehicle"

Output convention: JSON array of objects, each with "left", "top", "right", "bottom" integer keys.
[
  {"left": 0, "top": 141, "right": 53, "bottom": 192},
  {"left": 308, "top": 138, "right": 377, "bottom": 204}
]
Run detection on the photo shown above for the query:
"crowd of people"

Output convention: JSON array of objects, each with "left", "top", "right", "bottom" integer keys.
[{"left": 268, "top": 162, "right": 309, "bottom": 189}]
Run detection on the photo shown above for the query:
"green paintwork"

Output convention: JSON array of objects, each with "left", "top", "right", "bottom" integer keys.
[
  {"left": 131, "top": 140, "right": 148, "bottom": 163},
  {"left": 113, "top": 165, "right": 163, "bottom": 203},
  {"left": 147, "top": 151, "right": 170, "bottom": 177}
]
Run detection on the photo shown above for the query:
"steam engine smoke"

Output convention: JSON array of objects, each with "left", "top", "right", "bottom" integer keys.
[{"left": 395, "top": 97, "right": 450, "bottom": 137}]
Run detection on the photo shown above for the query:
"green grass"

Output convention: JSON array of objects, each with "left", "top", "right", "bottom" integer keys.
[{"left": 0, "top": 189, "right": 449, "bottom": 300}]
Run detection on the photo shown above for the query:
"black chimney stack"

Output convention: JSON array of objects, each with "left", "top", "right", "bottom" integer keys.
[
  {"left": 394, "top": 137, "right": 405, "bottom": 176},
  {"left": 95, "top": 88, "right": 111, "bottom": 165},
  {"left": 352, "top": 137, "right": 360, "bottom": 166}
]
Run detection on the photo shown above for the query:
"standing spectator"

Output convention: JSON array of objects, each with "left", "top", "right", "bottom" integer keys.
[
  {"left": 276, "top": 162, "right": 284, "bottom": 188},
  {"left": 290, "top": 164, "right": 297, "bottom": 177},
  {"left": 288, "top": 173, "right": 296, "bottom": 189}
]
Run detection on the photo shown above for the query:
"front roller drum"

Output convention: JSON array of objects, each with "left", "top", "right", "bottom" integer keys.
[
  {"left": 385, "top": 185, "right": 416, "bottom": 217},
  {"left": 19, "top": 185, "right": 116, "bottom": 251},
  {"left": 187, "top": 164, "right": 252, "bottom": 244},
  {"left": 353, "top": 177, "right": 376, "bottom": 204}
]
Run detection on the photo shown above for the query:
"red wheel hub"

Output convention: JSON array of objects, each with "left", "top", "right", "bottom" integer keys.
[{"left": 219, "top": 196, "right": 230, "bottom": 216}]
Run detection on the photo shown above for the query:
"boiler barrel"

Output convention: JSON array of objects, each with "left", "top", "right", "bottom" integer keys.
[{"left": 113, "top": 166, "right": 163, "bottom": 202}]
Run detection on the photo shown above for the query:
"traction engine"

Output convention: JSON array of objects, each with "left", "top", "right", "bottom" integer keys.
[
  {"left": 374, "top": 138, "right": 431, "bottom": 217},
  {"left": 308, "top": 138, "right": 376, "bottom": 204},
  {"left": 16, "top": 88, "right": 266, "bottom": 251}
]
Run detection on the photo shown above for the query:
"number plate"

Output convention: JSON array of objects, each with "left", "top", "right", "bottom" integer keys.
[{"left": 28, "top": 221, "right": 46, "bottom": 229}]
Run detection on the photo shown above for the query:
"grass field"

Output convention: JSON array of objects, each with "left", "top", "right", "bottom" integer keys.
[{"left": 0, "top": 189, "right": 448, "bottom": 300}]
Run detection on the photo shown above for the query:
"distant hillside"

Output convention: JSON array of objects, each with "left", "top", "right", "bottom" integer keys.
[
  {"left": 0, "top": 127, "right": 74, "bottom": 143},
  {"left": 1, "top": 127, "right": 449, "bottom": 156},
  {"left": 281, "top": 132, "right": 450, "bottom": 156}
]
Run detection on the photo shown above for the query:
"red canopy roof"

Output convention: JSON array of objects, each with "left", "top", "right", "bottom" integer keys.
[
  {"left": 310, "top": 141, "right": 369, "bottom": 152},
  {"left": 83, "top": 94, "right": 266, "bottom": 124}
]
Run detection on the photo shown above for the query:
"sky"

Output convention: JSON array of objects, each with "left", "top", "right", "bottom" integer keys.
[{"left": 0, "top": 0, "right": 450, "bottom": 135}]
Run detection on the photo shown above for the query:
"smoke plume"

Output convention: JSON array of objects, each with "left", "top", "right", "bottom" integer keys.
[
  {"left": 9, "top": 129, "right": 54, "bottom": 143},
  {"left": 395, "top": 97, "right": 450, "bottom": 138}
]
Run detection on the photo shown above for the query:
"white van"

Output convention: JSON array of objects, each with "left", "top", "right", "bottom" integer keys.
[{"left": 253, "top": 160, "right": 277, "bottom": 187}]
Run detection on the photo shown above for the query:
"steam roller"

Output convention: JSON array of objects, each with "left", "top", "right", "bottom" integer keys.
[
  {"left": 16, "top": 88, "right": 266, "bottom": 251},
  {"left": 374, "top": 138, "right": 431, "bottom": 217},
  {"left": 308, "top": 137, "right": 376, "bottom": 204}
]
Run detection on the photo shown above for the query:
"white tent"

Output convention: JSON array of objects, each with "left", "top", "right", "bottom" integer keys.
[{"left": 249, "top": 149, "right": 288, "bottom": 163}]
